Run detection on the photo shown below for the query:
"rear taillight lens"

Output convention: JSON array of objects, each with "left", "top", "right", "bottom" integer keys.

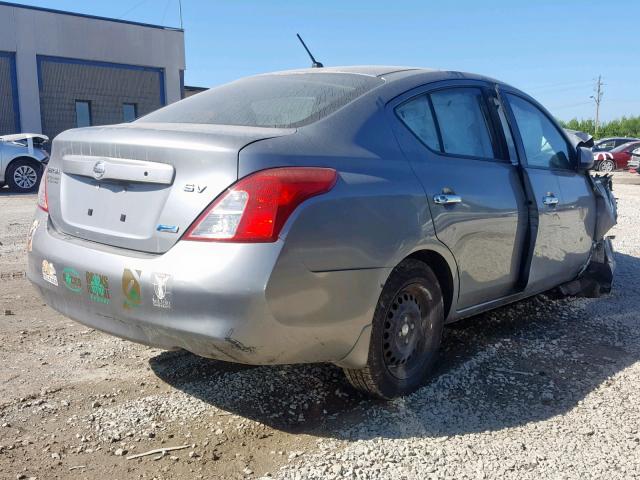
[
  {"left": 37, "top": 169, "right": 48, "bottom": 212},
  {"left": 184, "top": 167, "right": 337, "bottom": 242}
]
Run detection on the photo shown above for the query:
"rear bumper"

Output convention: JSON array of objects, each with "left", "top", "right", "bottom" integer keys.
[{"left": 27, "top": 209, "right": 385, "bottom": 367}]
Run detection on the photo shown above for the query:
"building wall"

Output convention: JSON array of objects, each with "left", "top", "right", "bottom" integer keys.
[
  {"left": 0, "top": 2, "right": 185, "bottom": 135},
  {"left": 0, "top": 51, "right": 19, "bottom": 135},
  {"left": 38, "top": 56, "right": 164, "bottom": 140}
]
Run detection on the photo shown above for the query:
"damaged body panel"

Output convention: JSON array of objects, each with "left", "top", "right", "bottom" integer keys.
[
  {"left": 559, "top": 174, "right": 617, "bottom": 297},
  {"left": 27, "top": 66, "right": 617, "bottom": 397}
]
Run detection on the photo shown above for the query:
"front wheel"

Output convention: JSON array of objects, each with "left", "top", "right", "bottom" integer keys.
[
  {"left": 344, "top": 259, "right": 444, "bottom": 399},
  {"left": 6, "top": 159, "right": 41, "bottom": 193},
  {"left": 598, "top": 159, "right": 615, "bottom": 173}
]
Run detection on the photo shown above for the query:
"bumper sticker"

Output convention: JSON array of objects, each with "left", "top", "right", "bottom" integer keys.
[
  {"left": 152, "top": 273, "right": 172, "bottom": 309},
  {"left": 42, "top": 260, "right": 58, "bottom": 286},
  {"left": 86, "top": 272, "right": 110, "bottom": 304},
  {"left": 122, "top": 269, "right": 142, "bottom": 309},
  {"left": 27, "top": 219, "right": 38, "bottom": 252},
  {"left": 63, "top": 268, "right": 82, "bottom": 293}
]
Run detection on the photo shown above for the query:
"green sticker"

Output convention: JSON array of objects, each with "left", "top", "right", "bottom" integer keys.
[
  {"left": 63, "top": 267, "right": 82, "bottom": 292},
  {"left": 122, "top": 268, "right": 142, "bottom": 309},
  {"left": 86, "top": 272, "right": 110, "bottom": 304}
]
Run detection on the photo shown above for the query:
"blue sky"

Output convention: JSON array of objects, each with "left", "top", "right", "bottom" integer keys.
[{"left": 16, "top": 0, "right": 640, "bottom": 122}]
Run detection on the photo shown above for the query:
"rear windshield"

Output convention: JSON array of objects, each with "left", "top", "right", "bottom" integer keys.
[{"left": 138, "top": 73, "right": 384, "bottom": 128}]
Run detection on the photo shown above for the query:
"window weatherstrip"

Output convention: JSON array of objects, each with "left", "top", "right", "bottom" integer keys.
[{"left": 426, "top": 94, "right": 444, "bottom": 153}]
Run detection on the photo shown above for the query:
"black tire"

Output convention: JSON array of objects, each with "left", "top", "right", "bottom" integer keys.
[
  {"left": 598, "top": 159, "right": 615, "bottom": 173},
  {"left": 344, "top": 259, "right": 444, "bottom": 399},
  {"left": 6, "top": 158, "right": 41, "bottom": 193}
]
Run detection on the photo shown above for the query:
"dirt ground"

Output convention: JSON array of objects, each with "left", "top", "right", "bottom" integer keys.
[{"left": 1, "top": 173, "right": 640, "bottom": 480}]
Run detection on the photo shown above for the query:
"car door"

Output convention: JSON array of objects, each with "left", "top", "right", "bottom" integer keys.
[
  {"left": 501, "top": 90, "right": 595, "bottom": 292},
  {"left": 390, "top": 82, "right": 528, "bottom": 310},
  {"left": 620, "top": 142, "right": 640, "bottom": 168}
]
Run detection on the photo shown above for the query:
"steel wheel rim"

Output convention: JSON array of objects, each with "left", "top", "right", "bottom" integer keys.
[
  {"left": 13, "top": 165, "right": 38, "bottom": 189},
  {"left": 382, "top": 283, "right": 431, "bottom": 380}
]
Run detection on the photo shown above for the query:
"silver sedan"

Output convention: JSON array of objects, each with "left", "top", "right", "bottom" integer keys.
[
  {"left": 0, "top": 133, "right": 49, "bottom": 192},
  {"left": 27, "top": 66, "right": 616, "bottom": 398}
]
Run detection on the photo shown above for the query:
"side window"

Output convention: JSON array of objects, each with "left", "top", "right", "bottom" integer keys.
[
  {"left": 507, "top": 94, "right": 572, "bottom": 169},
  {"left": 396, "top": 95, "right": 440, "bottom": 151},
  {"left": 597, "top": 141, "right": 615, "bottom": 150},
  {"left": 626, "top": 143, "right": 640, "bottom": 152},
  {"left": 430, "top": 88, "right": 496, "bottom": 159}
]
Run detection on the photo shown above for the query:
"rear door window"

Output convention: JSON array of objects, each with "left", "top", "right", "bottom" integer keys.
[
  {"left": 430, "top": 88, "right": 497, "bottom": 159},
  {"left": 396, "top": 95, "right": 440, "bottom": 151},
  {"left": 395, "top": 87, "right": 503, "bottom": 160},
  {"left": 507, "top": 94, "right": 573, "bottom": 170}
]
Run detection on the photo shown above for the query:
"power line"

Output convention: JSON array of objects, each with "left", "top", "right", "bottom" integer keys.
[
  {"left": 160, "top": 0, "right": 172, "bottom": 25},
  {"left": 117, "top": 0, "right": 148, "bottom": 20},
  {"left": 522, "top": 80, "right": 593, "bottom": 92},
  {"left": 548, "top": 101, "right": 592, "bottom": 110}
]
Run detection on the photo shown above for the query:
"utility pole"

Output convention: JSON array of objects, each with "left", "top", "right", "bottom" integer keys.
[{"left": 591, "top": 75, "right": 604, "bottom": 137}]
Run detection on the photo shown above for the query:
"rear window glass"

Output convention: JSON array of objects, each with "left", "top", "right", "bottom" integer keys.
[{"left": 138, "top": 73, "right": 384, "bottom": 128}]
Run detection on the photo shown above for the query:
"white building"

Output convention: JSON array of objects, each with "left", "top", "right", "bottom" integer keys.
[{"left": 0, "top": 1, "right": 185, "bottom": 138}]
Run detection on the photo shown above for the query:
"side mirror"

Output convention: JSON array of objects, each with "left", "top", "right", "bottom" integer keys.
[{"left": 577, "top": 146, "right": 594, "bottom": 171}]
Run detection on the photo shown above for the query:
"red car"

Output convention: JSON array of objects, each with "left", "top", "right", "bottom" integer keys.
[{"left": 593, "top": 141, "right": 640, "bottom": 172}]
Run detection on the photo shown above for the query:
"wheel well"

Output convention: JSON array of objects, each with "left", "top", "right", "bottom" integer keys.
[
  {"left": 407, "top": 250, "right": 454, "bottom": 319},
  {"left": 7, "top": 156, "right": 42, "bottom": 172}
]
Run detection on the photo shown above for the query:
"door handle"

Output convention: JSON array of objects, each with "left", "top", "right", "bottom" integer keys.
[
  {"left": 543, "top": 194, "right": 559, "bottom": 206},
  {"left": 433, "top": 194, "right": 462, "bottom": 205}
]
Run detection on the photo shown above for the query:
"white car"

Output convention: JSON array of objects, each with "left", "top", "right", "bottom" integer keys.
[
  {"left": 628, "top": 148, "right": 640, "bottom": 171},
  {"left": 0, "top": 133, "right": 49, "bottom": 192}
]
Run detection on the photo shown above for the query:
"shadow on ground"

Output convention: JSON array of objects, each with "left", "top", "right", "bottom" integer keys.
[
  {"left": 149, "top": 252, "right": 640, "bottom": 440},
  {"left": 0, "top": 186, "right": 37, "bottom": 196}
]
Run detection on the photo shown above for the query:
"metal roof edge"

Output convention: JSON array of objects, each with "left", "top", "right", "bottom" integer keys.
[{"left": 0, "top": 1, "right": 184, "bottom": 32}]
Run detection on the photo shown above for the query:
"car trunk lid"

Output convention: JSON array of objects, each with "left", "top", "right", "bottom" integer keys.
[{"left": 46, "top": 123, "right": 293, "bottom": 254}]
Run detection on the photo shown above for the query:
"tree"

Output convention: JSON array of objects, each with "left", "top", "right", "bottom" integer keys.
[{"left": 558, "top": 116, "right": 640, "bottom": 139}]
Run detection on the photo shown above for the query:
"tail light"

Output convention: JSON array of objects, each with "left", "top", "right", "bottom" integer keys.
[
  {"left": 37, "top": 169, "right": 48, "bottom": 212},
  {"left": 184, "top": 167, "right": 337, "bottom": 242}
]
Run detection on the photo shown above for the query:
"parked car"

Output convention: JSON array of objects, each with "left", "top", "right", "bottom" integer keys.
[
  {"left": 26, "top": 67, "right": 617, "bottom": 399},
  {"left": 628, "top": 147, "right": 640, "bottom": 171},
  {"left": 593, "top": 140, "right": 640, "bottom": 172},
  {"left": 0, "top": 133, "right": 49, "bottom": 192},
  {"left": 592, "top": 137, "right": 639, "bottom": 152}
]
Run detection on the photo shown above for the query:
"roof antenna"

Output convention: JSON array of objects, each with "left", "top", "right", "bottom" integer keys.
[{"left": 296, "top": 33, "right": 323, "bottom": 68}]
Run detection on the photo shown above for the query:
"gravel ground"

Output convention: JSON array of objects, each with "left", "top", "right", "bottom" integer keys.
[{"left": 1, "top": 175, "right": 639, "bottom": 479}]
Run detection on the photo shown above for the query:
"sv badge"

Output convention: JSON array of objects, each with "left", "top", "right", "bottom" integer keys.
[{"left": 184, "top": 184, "right": 207, "bottom": 193}]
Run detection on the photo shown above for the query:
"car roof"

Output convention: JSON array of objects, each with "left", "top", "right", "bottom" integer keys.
[
  {"left": 610, "top": 140, "right": 640, "bottom": 152},
  {"left": 265, "top": 65, "right": 428, "bottom": 77},
  {"left": 263, "top": 65, "right": 505, "bottom": 83},
  {"left": 262, "top": 66, "right": 508, "bottom": 96},
  {"left": 597, "top": 137, "right": 639, "bottom": 142}
]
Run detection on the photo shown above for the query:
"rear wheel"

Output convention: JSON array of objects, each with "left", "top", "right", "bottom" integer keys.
[
  {"left": 6, "top": 159, "right": 41, "bottom": 193},
  {"left": 598, "top": 159, "right": 615, "bottom": 173},
  {"left": 344, "top": 259, "right": 444, "bottom": 399}
]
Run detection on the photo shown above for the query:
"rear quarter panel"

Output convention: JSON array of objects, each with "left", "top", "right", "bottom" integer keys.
[
  {"left": 239, "top": 92, "right": 460, "bottom": 320},
  {"left": 239, "top": 91, "right": 451, "bottom": 271}
]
